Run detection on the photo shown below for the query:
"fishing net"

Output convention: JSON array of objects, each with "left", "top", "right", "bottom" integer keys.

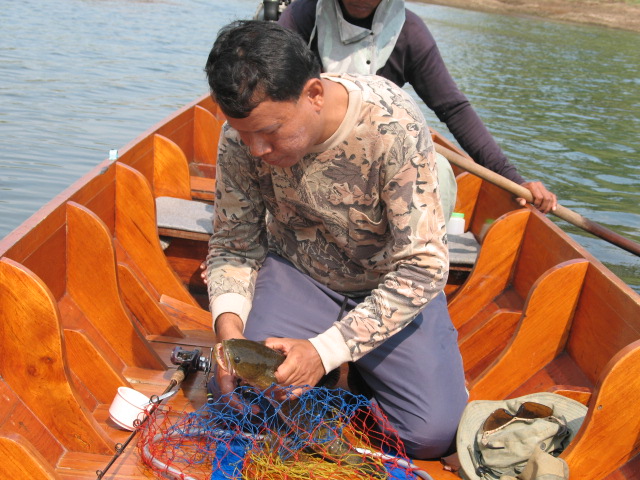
[{"left": 138, "top": 386, "right": 428, "bottom": 480}]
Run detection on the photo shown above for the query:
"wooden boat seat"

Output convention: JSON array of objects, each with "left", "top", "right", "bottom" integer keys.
[
  {"left": 152, "top": 120, "right": 475, "bottom": 262},
  {"left": 154, "top": 138, "right": 479, "bottom": 276},
  {"left": 0, "top": 256, "right": 216, "bottom": 479},
  {"left": 447, "top": 231, "right": 480, "bottom": 266},
  {"left": 0, "top": 258, "right": 115, "bottom": 456},
  {"left": 118, "top": 98, "right": 222, "bottom": 202},
  {"left": 149, "top": 133, "right": 217, "bottom": 243},
  {"left": 0, "top": 432, "right": 62, "bottom": 479},
  {"left": 154, "top": 197, "right": 478, "bottom": 264},
  {"left": 63, "top": 200, "right": 166, "bottom": 370},
  {"left": 152, "top": 100, "right": 224, "bottom": 216},
  {"left": 117, "top": 101, "right": 224, "bottom": 241},
  {"left": 447, "top": 207, "right": 596, "bottom": 377},
  {"left": 155, "top": 195, "right": 214, "bottom": 243},
  {"left": 113, "top": 162, "right": 203, "bottom": 309},
  {"left": 445, "top": 174, "right": 522, "bottom": 296},
  {"left": 466, "top": 257, "right": 589, "bottom": 394},
  {"left": 151, "top": 132, "right": 219, "bottom": 252},
  {"left": 65, "top": 172, "right": 211, "bottom": 338}
]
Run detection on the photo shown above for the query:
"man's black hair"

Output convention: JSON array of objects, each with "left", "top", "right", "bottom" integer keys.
[{"left": 205, "top": 20, "right": 321, "bottom": 119}]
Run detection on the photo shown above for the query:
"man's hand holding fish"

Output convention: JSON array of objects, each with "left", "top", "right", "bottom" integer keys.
[
  {"left": 213, "top": 313, "right": 249, "bottom": 410},
  {"left": 263, "top": 337, "right": 325, "bottom": 397}
]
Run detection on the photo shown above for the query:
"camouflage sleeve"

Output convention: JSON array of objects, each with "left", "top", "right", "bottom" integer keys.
[
  {"left": 205, "top": 126, "right": 268, "bottom": 328},
  {"left": 311, "top": 119, "right": 449, "bottom": 369}
]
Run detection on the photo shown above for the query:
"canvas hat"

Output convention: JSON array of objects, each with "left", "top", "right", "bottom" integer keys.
[{"left": 457, "top": 393, "right": 588, "bottom": 480}]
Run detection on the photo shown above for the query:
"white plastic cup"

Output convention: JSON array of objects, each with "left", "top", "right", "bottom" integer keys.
[
  {"left": 109, "top": 386, "right": 151, "bottom": 431},
  {"left": 447, "top": 212, "right": 465, "bottom": 235}
]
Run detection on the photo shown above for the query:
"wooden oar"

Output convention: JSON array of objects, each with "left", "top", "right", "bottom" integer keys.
[{"left": 435, "top": 144, "right": 640, "bottom": 257}]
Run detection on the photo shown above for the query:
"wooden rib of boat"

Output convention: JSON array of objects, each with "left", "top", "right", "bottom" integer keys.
[{"left": 1, "top": 93, "right": 639, "bottom": 480}]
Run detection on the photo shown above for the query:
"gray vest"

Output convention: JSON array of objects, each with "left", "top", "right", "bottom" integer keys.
[{"left": 311, "top": 0, "right": 406, "bottom": 75}]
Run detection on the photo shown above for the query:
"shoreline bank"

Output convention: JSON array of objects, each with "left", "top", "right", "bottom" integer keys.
[{"left": 419, "top": 0, "right": 640, "bottom": 33}]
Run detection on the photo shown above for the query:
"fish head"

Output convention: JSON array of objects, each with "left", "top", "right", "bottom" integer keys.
[{"left": 215, "top": 338, "right": 285, "bottom": 390}]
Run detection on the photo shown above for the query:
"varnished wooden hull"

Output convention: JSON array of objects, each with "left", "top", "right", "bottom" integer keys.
[{"left": 1, "top": 94, "right": 639, "bottom": 479}]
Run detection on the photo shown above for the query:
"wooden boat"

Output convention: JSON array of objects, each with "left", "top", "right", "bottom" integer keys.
[{"left": 1, "top": 93, "right": 639, "bottom": 480}]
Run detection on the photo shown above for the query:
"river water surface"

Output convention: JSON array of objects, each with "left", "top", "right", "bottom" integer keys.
[{"left": 1, "top": 0, "right": 638, "bottom": 291}]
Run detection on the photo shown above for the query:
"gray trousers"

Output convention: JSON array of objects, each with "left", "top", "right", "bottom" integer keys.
[{"left": 235, "top": 253, "right": 469, "bottom": 459}]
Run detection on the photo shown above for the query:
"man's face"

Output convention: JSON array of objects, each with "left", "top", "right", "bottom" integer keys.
[
  {"left": 341, "top": 0, "right": 383, "bottom": 19},
  {"left": 225, "top": 93, "right": 322, "bottom": 169}
]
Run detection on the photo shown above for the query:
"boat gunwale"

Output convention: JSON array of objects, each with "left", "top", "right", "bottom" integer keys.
[{"left": 1, "top": 92, "right": 640, "bottom": 479}]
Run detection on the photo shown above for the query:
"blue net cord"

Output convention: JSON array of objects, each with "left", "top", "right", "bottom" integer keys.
[{"left": 138, "top": 386, "right": 431, "bottom": 480}]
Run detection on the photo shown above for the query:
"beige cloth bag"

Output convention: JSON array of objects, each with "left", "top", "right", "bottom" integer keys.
[
  {"left": 500, "top": 448, "right": 570, "bottom": 480},
  {"left": 455, "top": 393, "right": 587, "bottom": 480}
]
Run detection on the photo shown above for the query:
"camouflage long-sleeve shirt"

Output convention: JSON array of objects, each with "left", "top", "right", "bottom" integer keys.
[{"left": 205, "top": 73, "right": 448, "bottom": 373}]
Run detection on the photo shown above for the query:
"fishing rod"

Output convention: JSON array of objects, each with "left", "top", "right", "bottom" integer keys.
[
  {"left": 435, "top": 144, "right": 640, "bottom": 257},
  {"left": 95, "top": 347, "right": 212, "bottom": 479}
]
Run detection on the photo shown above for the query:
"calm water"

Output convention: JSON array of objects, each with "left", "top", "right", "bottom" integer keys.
[{"left": 1, "top": 0, "right": 638, "bottom": 291}]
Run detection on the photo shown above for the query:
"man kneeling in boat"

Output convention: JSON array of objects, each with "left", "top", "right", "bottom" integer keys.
[{"left": 203, "top": 20, "right": 468, "bottom": 459}]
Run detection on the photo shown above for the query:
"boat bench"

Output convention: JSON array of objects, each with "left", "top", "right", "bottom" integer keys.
[
  {"left": 154, "top": 195, "right": 480, "bottom": 275},
  {"left": 141, "top": 128, "right": 480, "bottom": 267},
  {"left": 447, "top": 231, "right": 479, "bottom": 266},
  {"left": 156, "top": 196, "right": 214, "bottom": 247}
]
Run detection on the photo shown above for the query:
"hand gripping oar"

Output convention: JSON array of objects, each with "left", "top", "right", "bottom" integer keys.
[{"left": 435, "top": 144, "right": 640, "bottom": 257}]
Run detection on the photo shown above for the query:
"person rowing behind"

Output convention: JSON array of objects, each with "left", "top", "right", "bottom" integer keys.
[{"left": 278, "top": 0, "right": 557, "bottom": 213}]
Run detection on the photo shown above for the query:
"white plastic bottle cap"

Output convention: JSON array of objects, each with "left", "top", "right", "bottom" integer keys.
[{"left": 447, "top": 212, "right": 465, "bottom": 235}]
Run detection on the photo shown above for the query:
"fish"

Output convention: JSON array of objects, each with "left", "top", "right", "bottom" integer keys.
[
  {"left": 214, "top": 338, "right": 388, "bottom": 479},
  {"left": 215, "top": 338, "right": 285, "bottom": 390}
]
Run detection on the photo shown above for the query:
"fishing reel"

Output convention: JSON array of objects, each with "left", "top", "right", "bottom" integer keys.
[
  {"left": 170, "top": 346, "right": 213, "bottom": 376},
  {"left": 257, "top": 0, "right": 292, "bottom": 21}
]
